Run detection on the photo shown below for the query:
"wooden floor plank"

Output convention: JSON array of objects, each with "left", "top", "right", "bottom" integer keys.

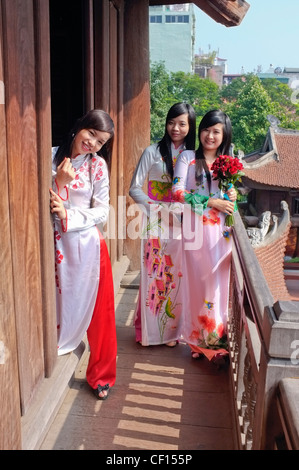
[{"left": 39, "top": 278, "right": 236, "bottom": 451}]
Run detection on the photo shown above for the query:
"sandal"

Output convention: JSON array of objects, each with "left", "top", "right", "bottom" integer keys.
[
  {"left": 93, "top": 383, "right": 110, "bottom": 400},
  {"left": 191, "top": 352, "right": 204, "bottom": 359},
  {"left": 165, "top": 340, "right": 178, "bottom": 348}
]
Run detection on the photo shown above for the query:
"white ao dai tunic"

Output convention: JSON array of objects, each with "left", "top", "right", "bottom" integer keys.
[
  {"left": 129, "top": 143, "right": 185, "bottom": 345},
  {"left": 52, "top": 148, "right": 110, "bottom": 355}
]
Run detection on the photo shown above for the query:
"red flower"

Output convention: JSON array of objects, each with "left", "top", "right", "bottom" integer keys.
[
  {"left": 211, "top": 155, "right": 244, "bottom": 184},
  {"left": 210, "top": 155, "right": 244, "bottom": 227}
]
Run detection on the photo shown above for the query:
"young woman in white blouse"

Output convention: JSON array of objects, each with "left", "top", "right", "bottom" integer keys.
[
  {"left": 50, "top": 109, "right": 116, "bottom": 400},
  {"left": 129, "top": 102, "right": 196, "bottom": 347}
]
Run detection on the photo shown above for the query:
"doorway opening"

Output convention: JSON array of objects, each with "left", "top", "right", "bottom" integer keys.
[{"left": 49, "top": 0, "right": 86, "bottom": 146}]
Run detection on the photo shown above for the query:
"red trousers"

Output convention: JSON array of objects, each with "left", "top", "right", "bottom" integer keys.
[{"left": 86, "top": 233, "right": 117, "bottom": 390}]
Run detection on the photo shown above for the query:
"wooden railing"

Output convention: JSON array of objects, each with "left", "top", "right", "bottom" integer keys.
[{"left": 228, "top": 212, "right": 299, "bottom": 450}]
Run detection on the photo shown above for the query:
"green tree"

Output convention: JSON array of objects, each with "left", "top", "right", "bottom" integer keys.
[
  {"left": 150, "top": 64, "right": 299, "bottom": 151},
  {"left": 261, "top": 78, "right": 299, "bottom": 129},
  {"left": 150, "top": 62, "right": 222, "bottom": 142},
  {"left": 223, "top": 75, "right": 276, "bottom": 152},
  {"left": 222, "top": 74, "right": 299, "bottom": 152},
  {"left": 168, "top": 71, "right": 221, "bottom": 117},
  {"left": 150, "top": 62, "right": 173, "bottom": 142},
  {"left": 221, "top": 75, "right": 248, "bottom": 101},
  {"left": 194, "top": 50, "right": 217, "bottom": 68}
]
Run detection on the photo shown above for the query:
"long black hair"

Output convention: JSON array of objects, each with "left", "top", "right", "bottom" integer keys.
[
  {"left": 158, "top": 102, "right": 196, "bottom": 179},
  {"left": 195, "top": 110, "right": 232, "bottom": 188},
  {"left": 53, "top": 109, "right": 114, "bottom": 169}
]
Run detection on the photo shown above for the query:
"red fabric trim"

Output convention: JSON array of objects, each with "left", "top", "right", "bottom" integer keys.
[
  {"left": 55, "top": 178, "right": 69, "bottom": 201},
  {"left": 61, "top": 211, "right": 68, "bottom": 233}
]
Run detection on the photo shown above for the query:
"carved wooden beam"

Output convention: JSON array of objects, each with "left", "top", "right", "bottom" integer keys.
[{"left": 149, "top": 0, "right": 250, "bottom": 27}]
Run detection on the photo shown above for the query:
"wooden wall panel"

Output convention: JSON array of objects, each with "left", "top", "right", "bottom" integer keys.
[
  {"left": 94, "top": 0, "right": 124, "bottom": 266},
  {"left": 123, "top": 0, "right": 151, "bottom": 269},
  {"left": 0, "top": 0, "right": 22, "bottom": 450},
  {"left": 108, "top": 2, "right": 120, "bottom": 267},
  {"left": 115, "top": 0, "right": 124, "bottom": 261},
  {"left": 94, "top": 0, "right": 111, "bottom": 257},
  {"left": 84, "top": 0, "right": 95, "bottom": 110},
  {"left": 94, "top": 0, "right": 110, "bottom": 111},
  {"left": 34, "top": 0, "right": 57, "bottom": 377},
  {"left": 2, "top": 0, "right": 45, "bottom": 413}
]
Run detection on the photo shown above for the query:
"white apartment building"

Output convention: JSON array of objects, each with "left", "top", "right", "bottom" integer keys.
[{"left": 149, "top": 4, "right": 195, "bottom": 73}]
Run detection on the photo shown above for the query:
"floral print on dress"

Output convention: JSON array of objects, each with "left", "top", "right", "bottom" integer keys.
[
  {"left": 203, "top": 208, "right": 220, "bottom": 226},
  {"left": 189, "top": 307, "right": 228, "bottom": 351},
  {"left": 223, "top": 229, "right": 231, "bottom": 241},
  {"left": 70, "top": 158, "right": 104, "bottom": 190},
  {"left": 91, "top": 157, "right": 104, "bottom": 181},
  {"left": 148, "top": 181, "right": 172, "bottom": 201},
  {"left": 54, "top": 229, "right": 63, "bottom": 294},
  {"left": 171, "top": 149, "right": 232, "bottom": 357},
  {"left": 144, "top": 235, "right": 183, "bottom": 343}
]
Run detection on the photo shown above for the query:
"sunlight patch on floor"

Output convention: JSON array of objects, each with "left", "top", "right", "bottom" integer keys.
[
  {"left": 113, "top": 435, "right": 178, "bottom": 450},
  {"left": 129, "top": 382, "right": 183, "bottom": 397},
  {"left": 113, "top": 361, "right": 185, "bottom": 449}
]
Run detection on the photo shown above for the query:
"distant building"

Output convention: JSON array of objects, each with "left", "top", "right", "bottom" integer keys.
[
  {"left": 194, "top": 54, "right": 227, "bottom": 86},
  {"left": 257, "top": 65, "right": 299, "bottom": 89},
  {"left": 223, "top": 74, "right": 242, "bottom": 86},
  {"left": 149, "top": 4, "right": 195, "bottom": 73}
]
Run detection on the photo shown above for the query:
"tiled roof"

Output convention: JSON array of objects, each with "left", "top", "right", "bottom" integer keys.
[
  {"left": 243, "top": 133, "right": 299, "bottom": 188},
  {"left": 254, "top": 221, "right": 292, "bottom": 302}
]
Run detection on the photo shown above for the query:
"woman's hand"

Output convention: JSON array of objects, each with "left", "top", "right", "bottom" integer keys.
[
  {"left": 208, "top": 197, "right": 235, "bottom": 215},
  {"left": 50, "top": 189, "right": 67, "bottom": 220},
  {"left": 226, "top": 186, "right": 237, "bottom": 202},
  {"left": 55, "top": 158, "right": 76, "bottom": 189}
]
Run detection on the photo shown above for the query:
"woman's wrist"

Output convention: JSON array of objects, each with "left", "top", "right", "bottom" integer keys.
[
  {"left": 207, "top": 197, "right": 215, "bottom": 208},
  {"left": 59, "top": 207, "right": 67, "bottom": 220}
]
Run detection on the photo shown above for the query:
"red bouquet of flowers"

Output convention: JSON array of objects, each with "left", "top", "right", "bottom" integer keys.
[{"left": 211, "top": 155, "right": 244, "bottom": 227}]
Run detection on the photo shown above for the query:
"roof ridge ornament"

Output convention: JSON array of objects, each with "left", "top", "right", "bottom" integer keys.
[{"left": 267, "top": 115, "right": 281, "bottom": 129}]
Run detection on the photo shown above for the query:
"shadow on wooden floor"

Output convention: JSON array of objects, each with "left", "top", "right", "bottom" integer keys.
[{"left": 40, "top": 276, "right": 236, "bottom": 451}]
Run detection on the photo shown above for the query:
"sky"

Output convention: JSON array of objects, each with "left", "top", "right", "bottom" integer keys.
[{"left": 194, "top": 0, "right": 299, "bottom": 75}]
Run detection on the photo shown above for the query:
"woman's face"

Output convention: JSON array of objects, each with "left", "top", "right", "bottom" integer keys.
[
  {"left": 200, "top": 123, "right": 224, "bottom": 153},
  {"left": 71, "top": 128, "right": 111, "bottom": 157},
  {"left": 166, "top": 113, "right": 189, "bottom": 147}
]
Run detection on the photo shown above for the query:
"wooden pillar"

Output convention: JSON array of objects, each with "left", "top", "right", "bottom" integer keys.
[
  {"left": 94, "top": 0, "right": 125, "bottom": 269},
  {"left": 34, "top": 0, "right": 57, "bottom": 378},
  {"left": 1, "top": 0, "right": 55, "bottom": 414},
  {"left": 84, "top": 0, "right": 95, "bottom": 111},
  {"left": 123, "top": 0, "right": 150, "bottom": 270},
  {"left": 0, "top": 0, "right": 22, "bottom": 450},
  {"left": 94, "top": 0, "right": 110, "bottom": 111}
]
